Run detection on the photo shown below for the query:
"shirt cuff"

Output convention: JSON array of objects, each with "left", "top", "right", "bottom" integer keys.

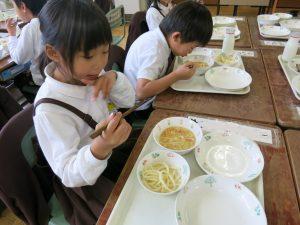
[
  {"left": 86, "top": 145, "right": 111, "bottom": 164},
  {"left": 8, "top": 36, "right": 17, "bottom": 42}
]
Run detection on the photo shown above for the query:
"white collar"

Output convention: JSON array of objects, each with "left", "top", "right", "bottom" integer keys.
[
  {"left": 154, "top": 27, "right": 171, "bottom": 54},
  {"left": 44, "top": 62, "right": 89, "bottom": 100}
]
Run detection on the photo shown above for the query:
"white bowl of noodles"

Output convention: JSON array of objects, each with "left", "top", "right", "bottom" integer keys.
[
  {"left": 137, "top": 150, "right": 190, "bottom": 195},
  {"left": 153, "top": 117, "right": 203, "bottom": 155}
]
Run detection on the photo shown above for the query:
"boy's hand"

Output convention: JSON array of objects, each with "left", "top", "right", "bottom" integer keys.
[
  {"left": 6, "top": 18, "right": 17, "bottom": 36},
  {"left": 173, "top": 62, "right": 196, "bottom": 80},
  {"left": 91, "top": 112, "right": 132, "bottom": 160},
  {"left": 92, "top": 70, "right": 117, "bottom": 101}
]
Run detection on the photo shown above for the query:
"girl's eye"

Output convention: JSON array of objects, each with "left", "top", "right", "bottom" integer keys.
[{"left": 83, "top": 55, "right": 93, "bottom": 59}]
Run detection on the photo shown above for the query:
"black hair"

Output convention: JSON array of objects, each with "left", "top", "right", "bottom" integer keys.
[
  {"left": 12, "top": 0, "right": 47, "bottom": 16},
  {"left": 159, "top": 1, "right": 212, "bottom": 46},
  {"left": 38, "top": 0, "right": 112, "bottom": 74}
]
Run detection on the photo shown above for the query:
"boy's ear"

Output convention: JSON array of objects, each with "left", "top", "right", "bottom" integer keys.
[
  {"left": 45, "top": 44, "right": 61, "bottom": 63},
  {"left": 170, "top": 32, "right": 182, "bottom": 43},
  {"left": 19, "top": 2, "right": 27, "bottom": 12}
]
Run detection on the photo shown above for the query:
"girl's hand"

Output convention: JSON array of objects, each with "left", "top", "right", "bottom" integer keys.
[
  {"left": 91, "top": 112, "right": 132, "bottom": 160},
  {"left": 92, "top": 70, "right": 117, "bottom": 101},
  {"left": 6, "top": 18, "right": 17, "bottom": 36},
  {"left": 173, "top": 62, "right": 196, "bottom": 80}
]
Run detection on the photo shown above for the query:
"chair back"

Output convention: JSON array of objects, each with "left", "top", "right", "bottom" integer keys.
[
  {"left": 105, "top": 45, "right": 126, "bottom": 72},
  {"left": 125, "top": 11, "right": 149, "bottom": 54},
  {"left": 0, "top": 105, "right": 51, "bottom": 225}
]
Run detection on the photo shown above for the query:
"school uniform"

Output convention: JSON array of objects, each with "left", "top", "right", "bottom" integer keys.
[
  {"left": 124, "top": 27, "right": 171, "bottom": 111},
  {"left": 33, "top": 62, "right": 135, "bottom": 188},
  {"left": 146, "top": 2, "right": 173, "bottom": 31},
  {"left": 8, "top": 18, "right": 44, "bottom": 85}
]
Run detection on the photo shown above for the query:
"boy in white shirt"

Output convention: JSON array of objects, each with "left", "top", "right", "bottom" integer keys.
[
  {"left": 6, "top": 0, "right": 46, "bottom": 86},
  {"left": 146, "top": 0, "right": 173, "bottom": 31},
  {"left": 124, "top": 1, "right": 212, "bottom": 118}
]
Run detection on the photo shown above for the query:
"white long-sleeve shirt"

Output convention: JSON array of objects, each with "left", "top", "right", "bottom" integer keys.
[
  {"left": 33, "top": 62, "right": 135, "bottom": 187},
  {"left": 146, "top": 2, "right": 173, "bottom": 31},
  {"left": 8, "top": 18, "right": 44, "bottom": 85}
]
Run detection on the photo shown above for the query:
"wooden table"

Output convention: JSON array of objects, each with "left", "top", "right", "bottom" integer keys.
[
  {"left": 208, "top": 18, "right": 252, "bottom": 48},
  {"left": 0, "top": 56, "right": 14, "bottom": 74},
  {"left": 261, "top": 48, "right": 300, "bottom": 129},
  {"left": 154, "top": 49, "right": 276, "bottom": 125},
  {"left": 284, "top": 129, "right": 300, "bottom": 208},
  {"left": 248, "top": 16, "right": 287, "bottom": 50},
  {"left": 97, "top": 109, "right": 300, "bottom": 225}
]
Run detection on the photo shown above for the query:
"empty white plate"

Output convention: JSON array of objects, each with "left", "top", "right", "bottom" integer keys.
[
  {"left": 280, "top": 19, "right": 300, "bottom": 32},
  {"left": 205, "top": 66, "right": 252, "bottom": 91},
  {"left": 195, "top": 132, "right": 264, "bottom": 183},
  {"left": 260, "top": 25, "right": 291, "bottom": 37},
  {"left": 213, "top": 16, "right": 236, "bottom": 27},
  {"left": 273, "top": 12, "right": 293, "bottom": 21},
  {"left": 176, "top": 175, "right": 267, "bottom": 225}
]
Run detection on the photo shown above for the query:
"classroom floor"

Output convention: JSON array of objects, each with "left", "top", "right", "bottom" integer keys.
[{"left": 0, "top": 5, "right": 296, "bottom": 225}]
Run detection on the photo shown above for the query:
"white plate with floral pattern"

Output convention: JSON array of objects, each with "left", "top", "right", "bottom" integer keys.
[
  {"left": 176, "top": 175, "right": 267, "bottom": 225},
  {"left": 195, "top": 132, "right": 264, "bottom": 183}
]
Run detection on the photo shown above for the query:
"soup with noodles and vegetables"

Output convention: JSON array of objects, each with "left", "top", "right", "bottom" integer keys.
[
  {"left": 159, "top": 126, "right": 196, "bottom": 150},
  {"left": 193, "top": 61, "right": 209, "bottom": 68}
]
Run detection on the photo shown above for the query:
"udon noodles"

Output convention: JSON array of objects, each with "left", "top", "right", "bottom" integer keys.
[
  {"left": 141, "top": 162, "right": 181, "bottom": 193},
  {"left": 159, "top": 126, "right": 196, "bottom": 150}
]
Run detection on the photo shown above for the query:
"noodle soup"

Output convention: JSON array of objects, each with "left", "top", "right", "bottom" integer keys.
[{"left": 159, "top": 126, "right": 196, "bottom": 151}]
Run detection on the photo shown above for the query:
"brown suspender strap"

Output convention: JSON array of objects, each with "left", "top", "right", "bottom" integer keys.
[{"left": 33, "top": 98, "right": 97, "bottom": 129}]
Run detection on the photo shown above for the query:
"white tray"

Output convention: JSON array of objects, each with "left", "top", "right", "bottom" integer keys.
[
  {"left": 257, "top": 19, "right": 289, "bottom": 40},
  {"left": 171, "top": 49, "right": 250, "bottom": 95},
  {"left": 211, "top": 24, "right": 241, "bottom": 41},
  {"left": 278, "top": 55, "right": 300, "bottom": 100},
  {"left": 106, "top": 128, "right": 264, "bottom": 225}
]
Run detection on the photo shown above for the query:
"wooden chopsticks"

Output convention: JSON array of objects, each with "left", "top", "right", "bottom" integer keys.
[{"left": 89, "top": 99, "right": 150, "bottom": 139}]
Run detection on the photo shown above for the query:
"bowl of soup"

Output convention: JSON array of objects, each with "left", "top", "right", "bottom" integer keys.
[
  {"left": 182, "top": 54, "right": 214, "bottom": 75},
  {"left": 153, "top": 117, "right": 203, "bottom": 155}
]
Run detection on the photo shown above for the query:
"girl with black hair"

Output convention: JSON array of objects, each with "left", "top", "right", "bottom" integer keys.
[
  {"left": 34, "top": 0, "right": 135, "bottom": 191},
  {"left": 6, "top": 0, "right": 47, "bottom": 85},
  {"left": 146, "top": 0, "right": 174, "bottom": 31}
]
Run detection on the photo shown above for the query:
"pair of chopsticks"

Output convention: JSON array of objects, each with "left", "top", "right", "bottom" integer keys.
[{"left": 90, "top": 99, "right": 150, "bottom": 139}]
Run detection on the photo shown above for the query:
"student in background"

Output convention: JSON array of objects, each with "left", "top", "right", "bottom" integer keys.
[
  {"left": 34, "top": 0, "right": 135, "bottom": 222},
  {"left": 6, "top": 0, "right": 47, "bottom": 86},
  {"left": 124, "top": 1, "right": 212, "bottom": 119},
  {"left": 146, "top": 0, "right": 174, "bottom": 31}
]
